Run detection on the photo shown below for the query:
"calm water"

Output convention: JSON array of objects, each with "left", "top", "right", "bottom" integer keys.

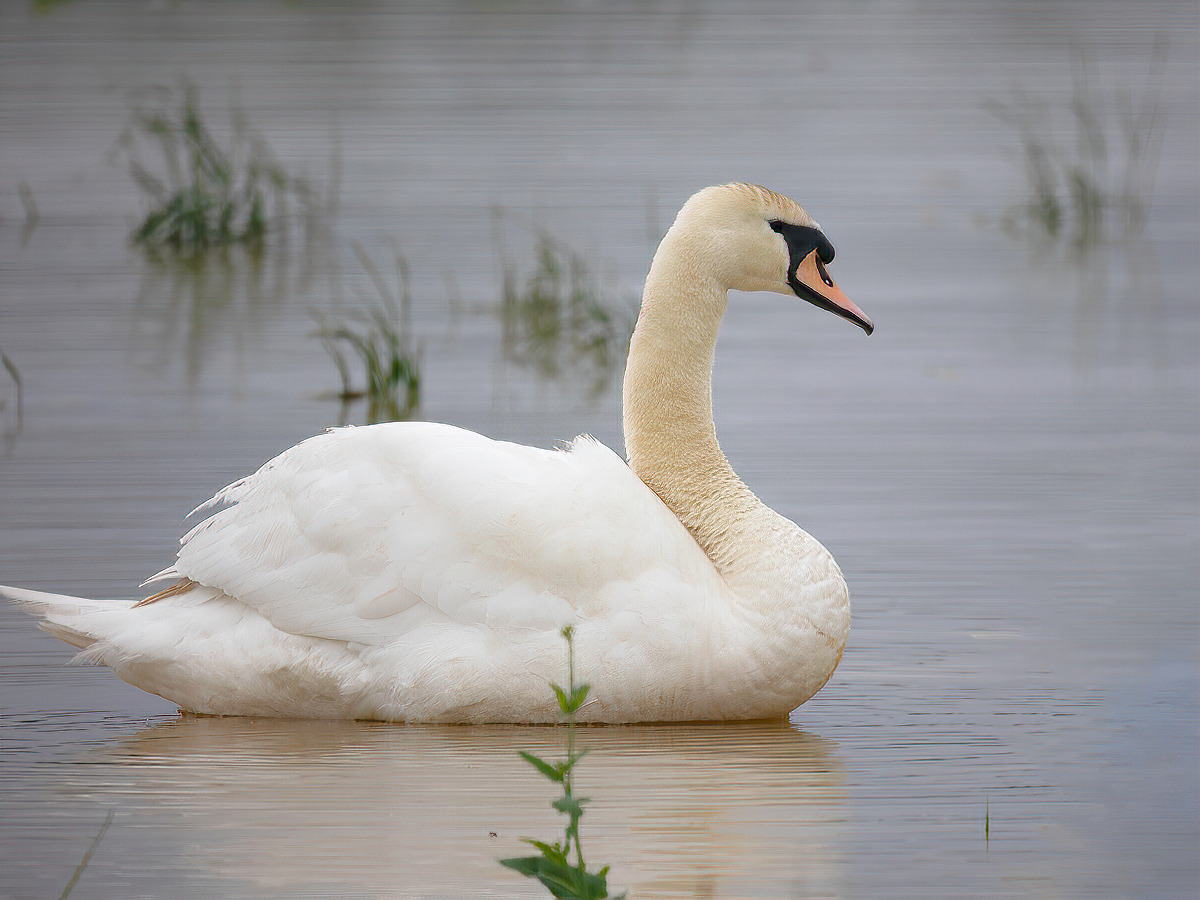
[{"left": 1, "top": 2, "right": 1197, "bottom": 897}]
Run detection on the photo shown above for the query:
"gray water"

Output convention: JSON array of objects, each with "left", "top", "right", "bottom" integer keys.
[{"left": 1, "top": 2, "right": 1197, "bottom": 897}]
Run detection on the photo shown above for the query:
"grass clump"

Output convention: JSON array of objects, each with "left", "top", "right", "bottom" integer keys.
[
  {"left": 497, "top": 221, "right": 636, "bottom": 395},
  {"left": 500, "top": 626, "right": 625, "bottom": 899},
  {"left": 115, "top": 83, "right": 317, "bottom": 254},
  {"left": 314, "top": 242, "right": 421, "bottom": 424},
  {"left": 987, "top": 40, "right": 1167, "bottom": 247}
]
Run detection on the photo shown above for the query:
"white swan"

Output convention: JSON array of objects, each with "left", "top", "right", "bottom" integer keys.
[{"left": 3, "top": 183, "right": 873, "bottom": 723}]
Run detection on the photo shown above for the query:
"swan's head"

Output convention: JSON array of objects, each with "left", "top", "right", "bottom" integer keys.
[{"left": 672, "top": 183, "right": 873, "bottom": 335}]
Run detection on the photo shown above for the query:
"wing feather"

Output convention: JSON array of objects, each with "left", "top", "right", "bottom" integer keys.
[{"left": 171, "top": 423, "right": 726, "bottom": 646}]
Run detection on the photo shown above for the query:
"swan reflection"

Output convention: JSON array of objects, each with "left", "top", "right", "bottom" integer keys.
[{"left": 92, "top": 716, "right": 845, "bottom": 898}]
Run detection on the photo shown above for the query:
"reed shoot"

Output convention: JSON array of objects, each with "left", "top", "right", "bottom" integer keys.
[
  {"left": 314, "top": 242, "right": 421, "bottom": 424},
  {"left": 500, "top": 626, "right": 625, "bottom": 899},
  {"left": 497, "top": 222, "right": 635, "bottom": 393},
  {"left": 987, "top": 40, "right": 1167, "bottom": 246},
  {"left": 116, "top": 84, "right": 317, "bottom": 254},
  {"left": 1, "top": 350, "right": 22, "bottom": 449}
]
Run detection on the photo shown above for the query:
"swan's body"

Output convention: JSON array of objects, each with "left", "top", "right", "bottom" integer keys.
[{"left": 4, "top": 183, "right": 873, "bottom": 723}]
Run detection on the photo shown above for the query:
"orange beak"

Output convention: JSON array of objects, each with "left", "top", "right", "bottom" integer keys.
[{"left": 792, "top": 250, "right": 874, "bottom": 335}]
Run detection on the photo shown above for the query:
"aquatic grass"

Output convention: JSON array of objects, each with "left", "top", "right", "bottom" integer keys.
[
  {"left": 314, "top": 242, "right": 421, "bottom": 424},
  {"left": 18, "top": 179, "right": 39, "bottom": 243},
  {"left": 1, "top": 351, "right": 21, "bottom": 415},
  {"left": 500, "top": 626, "right": 625, "bottom": 899},
  {"left": 496, "top": 218, "right": 636, "bottom": 395},
  {"left": 115, "top": 83, "right": 318, "bottom": 254},
  {"left": 1, "top": 350, "right": 22, "bottom": 451},
  {"left": 987, "top": 40, "right": 1167, "bottom": 247}
]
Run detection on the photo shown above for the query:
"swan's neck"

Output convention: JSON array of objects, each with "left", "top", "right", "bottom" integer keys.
[
  {"left": 621, "top": 240, "right": 850, "bottom": 687},
  {"left": 622, "top": 245, "right": 776, "bottom": 584}
]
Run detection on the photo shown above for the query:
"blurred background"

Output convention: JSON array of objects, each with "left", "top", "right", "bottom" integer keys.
[{"left": 1, "top": 1, "right": 1196, "bottom": 897}]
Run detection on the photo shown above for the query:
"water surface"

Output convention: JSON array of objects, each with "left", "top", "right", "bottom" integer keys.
[{"left": 1, "top": 2, "right": 1197, "bottom": 897}]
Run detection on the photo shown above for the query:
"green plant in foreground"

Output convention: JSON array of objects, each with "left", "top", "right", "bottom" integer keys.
[
  {"left": 116, "top": 83, "right": 316, "bottom": 253},
  {"left": 314, "top": 242, "right": 421, "bottom": 424},
  {"left": 500, "top": 626, "right": 625, "bottom": 899}
]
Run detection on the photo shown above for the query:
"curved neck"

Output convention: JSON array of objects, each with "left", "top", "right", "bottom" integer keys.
[
  {"left": 622, "top": 245, "right": 766, "bottom": 578},
  {"left": 620, "top": 209, "right": 851, "bottom": 681}
]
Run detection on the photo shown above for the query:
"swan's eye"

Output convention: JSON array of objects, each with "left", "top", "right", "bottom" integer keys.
[
  {"left": 770, "top": 220, "right": 836, "bottom": 263},
  {"left": 815, "top": 257, "right": 834, "bottom": 288}
]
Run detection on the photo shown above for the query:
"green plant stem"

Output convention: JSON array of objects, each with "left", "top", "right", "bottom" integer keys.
[
  {"left": 565, "top": 628, "right": 583, "bottom": 870},
  {"left": 500, "top": 625, "right": 622, "bottom": 898},
  {"left": 59, "top": 809, "right": 114, "bottom": 900},
  {"left": 314, "top": 243, "right": 421, "bottom": 424},
  {"left": 119, "top": 83, "right": 315, "bottom": 254}
]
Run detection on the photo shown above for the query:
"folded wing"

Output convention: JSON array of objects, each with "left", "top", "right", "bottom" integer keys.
[{"left": 159, "top": 422, "right": 728, "bottom": 647}]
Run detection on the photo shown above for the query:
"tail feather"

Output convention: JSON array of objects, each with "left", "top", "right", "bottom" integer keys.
[
  {"left": 39, "top": 619, "right": 97, "bottom": 650},
  {"left": 1, "top": 584, "right": 130, "bottom": 652}
]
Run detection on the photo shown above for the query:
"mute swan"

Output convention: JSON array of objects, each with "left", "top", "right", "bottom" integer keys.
[{"left": 3, "top": 183, "right": 872, "bottom": 723}]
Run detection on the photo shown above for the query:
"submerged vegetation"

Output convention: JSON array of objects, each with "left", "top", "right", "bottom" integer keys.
[
  {"left": 497, "top": 218, "right": 637, "bottom": 396},
  {"left": 18, "top": 179, "right": 38, "bottom": 244},
  {"left": 115, "top": 84, "right": 320, "bottom": 254},
  {"left": 500, "top": 627, "right": 625, "bottom": 899},
  {"left": 987, "top": 41, "right": 1167, "bottom": 246},
  {"left": 108, "top": 90, "right": 639, "bottom": 414},
  {"left": 1, "top": 350, "right": 22, "bottom": 451},
  {"left": 314, "top": 242, "right": 421, "bottom": 424}
]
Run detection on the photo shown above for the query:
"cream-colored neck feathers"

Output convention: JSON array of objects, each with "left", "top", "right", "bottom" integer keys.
[
  {"left": 622, "top": 184, "right": 822, "bottom": 598},
  {"left": 622, "top": 255, "right": 755, "bottom": 575}
]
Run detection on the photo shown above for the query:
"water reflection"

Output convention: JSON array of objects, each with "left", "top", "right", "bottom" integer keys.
[
  {"left": 129, "top": 244, "right": 321, "bottom": 385},
  {"left": 1, "top": 0, "right": 1196, "bottom": 896},
  {"left": 1012, "top": 232, "right": 1171, "bottom": 383},
  {"left": 80, "top": 716, "right": 844, "bottom": 898},
  {"left": 116, "top": 80, "right": 339, "bottom": 387}
]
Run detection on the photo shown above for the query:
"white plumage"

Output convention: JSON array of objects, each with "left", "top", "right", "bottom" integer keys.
[{"left": 4, "top": 183, "right": 873, "bottom": 723}]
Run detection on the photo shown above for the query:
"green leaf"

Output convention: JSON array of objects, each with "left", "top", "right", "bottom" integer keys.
[
  {"left": 521, "top": 838, "right": 569, "bottom": 864},
  {"left": 552, "top": 795, "right": 588, "bottom": 819},
  {"left": 552, "top": 680, "right": 591, "bottom": 714},
  {"left": 499, "top": 855, "right": 544, "bottom": 878},
  {"left": 519, "top": 750, "right": 565, "bottom": 783},
  {"left": 551, "top": 682, "right": 571, "bottom": 714},
  {"left": 500, "top": 855, "right": 612, "bottom": 900},
  {"left": 570, "top": 682, "right": 591, "bottom": 711}
]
